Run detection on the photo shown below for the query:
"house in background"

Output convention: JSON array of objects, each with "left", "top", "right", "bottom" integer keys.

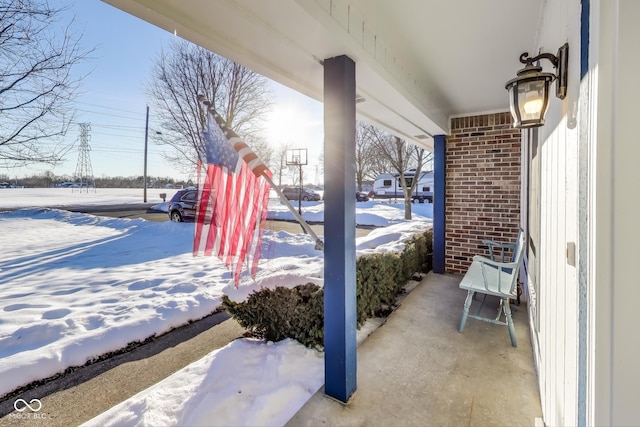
[{"left": 103, "top": 1, "right": 639, "bottom": 425}]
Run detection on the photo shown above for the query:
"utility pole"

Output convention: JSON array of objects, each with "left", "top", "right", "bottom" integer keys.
[{"left": 143, "top": 105, "right": 149, "bottom": 202}]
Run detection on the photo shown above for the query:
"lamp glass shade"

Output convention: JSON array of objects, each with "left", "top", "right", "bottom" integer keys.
[
  {"left": 506, "top": 68, "right": 554, "bottom": 128},
  {"left": 519, "top": 78, "right": 549, "bottom": 124}
]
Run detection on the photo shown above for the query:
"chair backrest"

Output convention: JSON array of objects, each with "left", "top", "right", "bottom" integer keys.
[
  {"left": 510, "top": 228, "right": 524, "bottom": 263},
  {"left": 507, "top": 229, "right": 526, "bottom": 294}
]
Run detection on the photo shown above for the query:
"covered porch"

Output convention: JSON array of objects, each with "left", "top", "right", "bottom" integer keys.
[
  {"left": 101, "top": 1, "right": 621, "bottom": 425},
  {"left": 102, "top": 0, "right": 535, "bottom": 401},
  {"left": 288, "top": 271, "right": 542, "bottom": 426}
]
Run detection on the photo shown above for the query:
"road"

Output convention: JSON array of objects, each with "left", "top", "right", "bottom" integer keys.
[
  {"left": 70, "top": 204, "right": 372, "bottom": 238},
  {"left": 64, "top": 203, "right": 165, "bottom": 221}
]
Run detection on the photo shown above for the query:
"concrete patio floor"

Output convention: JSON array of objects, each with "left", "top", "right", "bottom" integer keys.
[{"left": 287, "top": 272, "right": 543, "bottom": 427}]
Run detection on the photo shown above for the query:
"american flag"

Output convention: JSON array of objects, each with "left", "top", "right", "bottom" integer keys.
[{"left": 193, "top": 108, "right": 271, "bottom": 286}]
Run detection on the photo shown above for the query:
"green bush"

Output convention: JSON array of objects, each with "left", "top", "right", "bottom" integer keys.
[
  {"left": 223, "top": 282, "right": 324, "bottom": 348},
  {"left": 223, "top": 228, "right": 433, "bottom": 349}
]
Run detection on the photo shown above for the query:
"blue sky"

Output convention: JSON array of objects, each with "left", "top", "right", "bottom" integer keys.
[{"left": 16, "top": 0, "right": 324, "bottom": 183}]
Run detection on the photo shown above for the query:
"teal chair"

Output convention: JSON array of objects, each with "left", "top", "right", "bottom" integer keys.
[{"left": 458, "top": 229, "right": 525, "bottom": 347}]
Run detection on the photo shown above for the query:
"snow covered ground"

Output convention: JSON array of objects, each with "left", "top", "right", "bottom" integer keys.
[
  {"left": 0, "top": 187, "right": 165, "bottom": 209},
  {"left": 0, "top": 188, "right": 432, "bottom": 426}
]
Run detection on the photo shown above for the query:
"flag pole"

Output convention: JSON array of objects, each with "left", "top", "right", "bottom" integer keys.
[
  {"left": 260, "top": 171, "right": 324, "bottom": 251},
  {"left": 197, "top": 95, "right": 324, "bottom": 251}
]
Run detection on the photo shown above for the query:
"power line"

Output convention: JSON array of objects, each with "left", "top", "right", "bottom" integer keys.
[
  {"left": 90, "top": 132, "right": 144, "bottom": 141},
  {"left": 75, "top": 101, "right": 144, "bottom": 116},
  {"left": 74, "top": 108, "right": 147, "bottom": 121},
  {"left": 90, "top": 123, "right": 146, "bottom": 131}
]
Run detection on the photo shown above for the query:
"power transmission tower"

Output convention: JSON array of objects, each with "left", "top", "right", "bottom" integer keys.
[{"left": 74, "top": 122, "right": 95, "bottom": 193}]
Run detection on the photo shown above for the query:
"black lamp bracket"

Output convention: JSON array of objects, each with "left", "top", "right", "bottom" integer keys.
[
  {"left": 519, "top": 51, "right": 559, "bottom": 68},
  {"left": 518, "top": 43, "right": 568, "bottom": 100}
]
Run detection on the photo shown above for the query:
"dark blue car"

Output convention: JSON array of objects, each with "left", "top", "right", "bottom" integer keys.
[{"left": 168, "top": 189, "right": 198, "bottom": 222}]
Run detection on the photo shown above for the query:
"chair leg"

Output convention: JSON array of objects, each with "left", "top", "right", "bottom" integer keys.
[
  {"left": 476, "top": 293, "right": 488, "bottom": 315},
  {"left": 459, "top": 291, "right": 474, "bottom": 333},
  {"left": 494, "top": 298, "right": 504, "bottom": 321},
  {"left": 502, "top": 298, "right": 517, "bottom": 347}
]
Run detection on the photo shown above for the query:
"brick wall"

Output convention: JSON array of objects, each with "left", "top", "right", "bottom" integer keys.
[{"left": 445, "top": 112, "right": 521, "bottom": 273}]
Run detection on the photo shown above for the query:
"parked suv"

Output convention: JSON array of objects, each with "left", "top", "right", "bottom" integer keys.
[
  {"left": 168, "top": 188, "right": 198, "bottom": 222},
  {"left": 280, "top": 187, "right": 321, "bottom": 201}
]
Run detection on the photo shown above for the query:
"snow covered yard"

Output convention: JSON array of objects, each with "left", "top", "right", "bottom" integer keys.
[{"left": 0, "top": 188, "right": 432, "bottom": 426}]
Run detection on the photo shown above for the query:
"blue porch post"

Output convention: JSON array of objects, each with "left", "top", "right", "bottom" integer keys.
[
  {"left": 433, "top": 134, "right": 446, "bottom": 273},
  {"left": 323, "top": 55, "right": 357, "bottom": 403}
]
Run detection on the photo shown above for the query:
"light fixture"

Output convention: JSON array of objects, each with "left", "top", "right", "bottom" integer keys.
[{"left": 505, "top": 43, "right": 568, "bottom": 128}]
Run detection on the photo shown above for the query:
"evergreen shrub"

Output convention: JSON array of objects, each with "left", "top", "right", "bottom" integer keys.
[{"left": 222, "top": 227, "right": 433, "bottom": 349}]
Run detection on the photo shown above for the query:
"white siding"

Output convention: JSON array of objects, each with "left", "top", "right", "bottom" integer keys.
[
  {"left": 537, "top": 115, "right": 579, "bottom": 426},
  {"left": 531, "top": 1, "right": 640, "bottom": 425},
  {"left": 528, "top": 1, "right": 581, "bottom": 426}
]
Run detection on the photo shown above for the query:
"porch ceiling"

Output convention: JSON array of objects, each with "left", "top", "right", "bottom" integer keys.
[{"left": 103, "top": 0, "right": 542, "bottom": 151}]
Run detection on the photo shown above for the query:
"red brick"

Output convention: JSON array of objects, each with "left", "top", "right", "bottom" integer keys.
[{"left": 444, "top": 112, "right": 521, "bottom": 272}]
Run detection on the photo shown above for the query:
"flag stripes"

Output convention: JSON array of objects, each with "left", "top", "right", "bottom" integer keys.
[{"left": 193, "top": 108, "right": 271, "bottom": 286}]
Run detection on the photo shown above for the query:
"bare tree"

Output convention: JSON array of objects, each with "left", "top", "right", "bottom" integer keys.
[
  {"left": 0, "top": 0, "right": 90, "bottom": 167},
  {"left": 355, "top": 121, "right": 387, "bottom": 190},
  {"left": 365, "top": 124, "right": 428, "bottom": 219},
  {"left": 272, "top": 142, "right": 293, "bottom": 187},
  {"left": 147, "top": 40, "right": 273, "bottom": 172}
]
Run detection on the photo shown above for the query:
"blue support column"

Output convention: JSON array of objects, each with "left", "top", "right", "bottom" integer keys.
[
  {"left": 323, "top": 55, "right": 357, "bottom": 403},
  {"left": 433, "top": 134, "right": 446, "bottom": 274}
]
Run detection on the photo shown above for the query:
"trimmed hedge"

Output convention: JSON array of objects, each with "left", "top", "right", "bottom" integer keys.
[
  {"left": 222, "top": 283, "right": 323, "bottom": 348},
  {"left": 223, "top": 228, "right": 433, "bottom": 349}
]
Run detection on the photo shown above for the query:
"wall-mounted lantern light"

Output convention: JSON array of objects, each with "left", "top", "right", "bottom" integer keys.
[{"left": 505, "top": 43, "right": 568, "bottom": 128}]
